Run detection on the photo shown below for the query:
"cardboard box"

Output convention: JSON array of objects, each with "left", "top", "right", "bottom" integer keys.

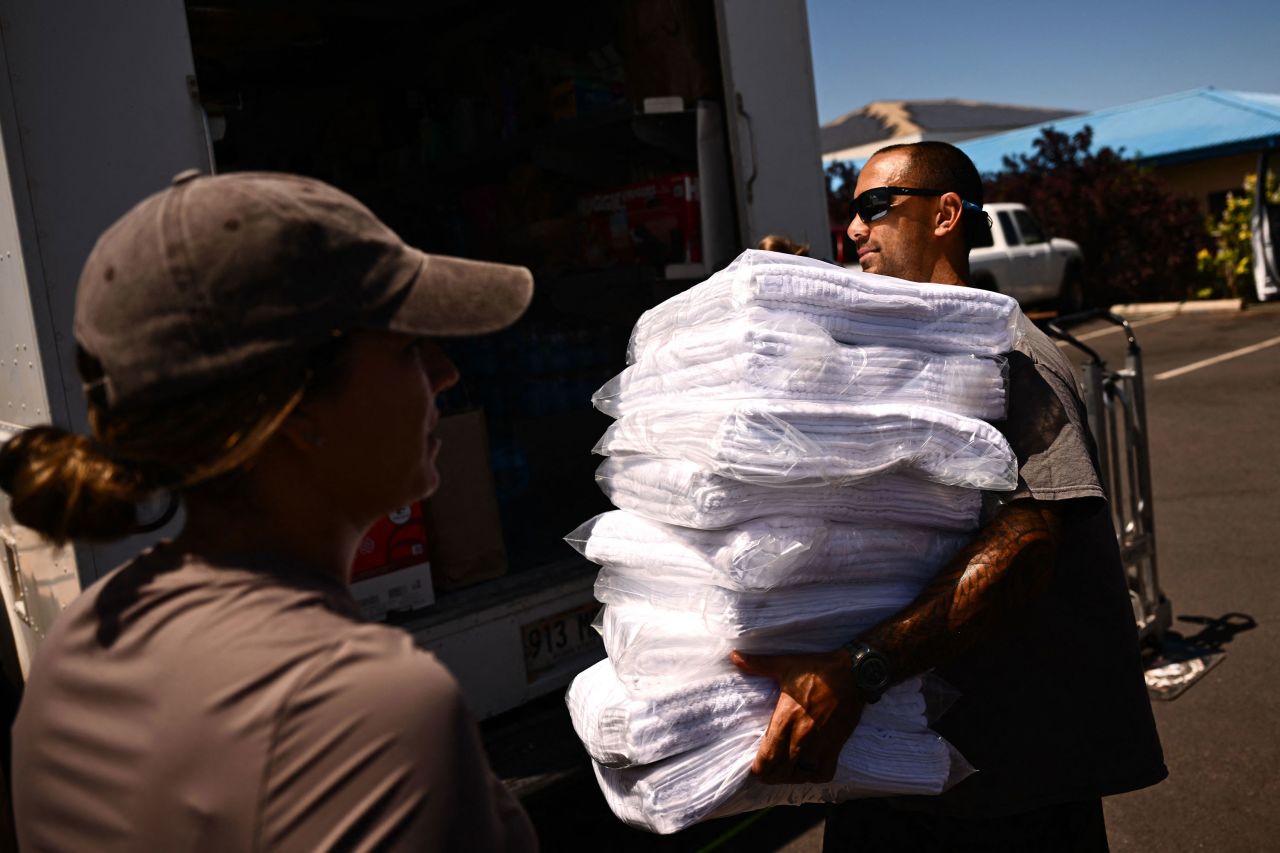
[
  {"left": 622, "top": 0, "right": 721, "bottom": 104},
  {"left": 350, "top": 502, "right": 435, "bottom": 621},
  {"left": 424, "top": 410, "right": 509, "bottom": 591}
]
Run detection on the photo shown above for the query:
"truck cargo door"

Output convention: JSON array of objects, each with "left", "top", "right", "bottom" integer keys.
[
  {"left": 0, "top": 0, "right": 210, "bottom": 671},
  {"left": 714, "top": 0, "right": 831, "bottom": 259}
]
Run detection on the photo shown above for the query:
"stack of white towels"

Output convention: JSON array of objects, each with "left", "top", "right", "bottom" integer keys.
[{"left": 566, "top": 250, "right": 1022, "bottom": 834}]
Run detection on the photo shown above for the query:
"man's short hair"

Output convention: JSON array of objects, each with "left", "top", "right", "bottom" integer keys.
[{"left": 873, "top": 141, "right": 989, "bottom": 250}]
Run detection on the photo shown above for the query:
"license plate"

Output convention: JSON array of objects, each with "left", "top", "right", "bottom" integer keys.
[{"left": 521, "top": 602, "right": 603, "bottom": 682}]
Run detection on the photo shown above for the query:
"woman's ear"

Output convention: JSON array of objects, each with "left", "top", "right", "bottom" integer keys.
[{"left": 277, "top": 409, "right": 326, "bottom": 451}]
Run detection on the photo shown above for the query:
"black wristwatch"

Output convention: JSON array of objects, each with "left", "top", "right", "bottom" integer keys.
[{"left": 843, "top": 640, "right": 892, "bottom": 704}]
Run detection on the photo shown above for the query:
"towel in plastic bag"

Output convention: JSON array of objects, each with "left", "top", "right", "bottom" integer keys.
[
  {"left": 593, "top": 726, "right": 967, "bottom": 834},
  {"left": 598, "top": 601, "right": 894, "bottom": 694},
  {"left": 566, "top": 510, "right": 973, "bottom": 591},
  {"left": 595, "top": 456, "right": 985, "bottom": 531},
  {"left": 582, "top": 662, "right": 970, "bottom": 834},
  {"left": 594, "top": 568, "right": 927, "bottom": 640},
  {"left": 595, "top": 400, "right": 1018, "bottom": 490},
  {"left": 628, "top": 249, "right": 1021, "bottom": 363},
  {"left": 597, "top": 309, "right": 1009, "bottom": 421},
  {"left": 567, "top": 657, "right": 929, "bottom": 768}
]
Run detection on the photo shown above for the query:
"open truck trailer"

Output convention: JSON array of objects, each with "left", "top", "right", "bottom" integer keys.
[{"left": 0, "top": 0, "right": 829, "bottom": 721}]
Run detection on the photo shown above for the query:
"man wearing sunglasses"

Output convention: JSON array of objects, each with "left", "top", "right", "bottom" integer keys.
[{"left": 732, "top": 142, "right": 1165, "bottom": 850}]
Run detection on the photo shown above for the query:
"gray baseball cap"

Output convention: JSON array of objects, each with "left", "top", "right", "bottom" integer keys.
[{"left": 75, "top": 170, "right": 534, "bottom": 410}]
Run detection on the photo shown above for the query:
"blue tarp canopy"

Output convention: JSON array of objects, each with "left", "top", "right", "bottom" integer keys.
[{"left": 956, "top": 87, "right": 1280, "bottom": 175}]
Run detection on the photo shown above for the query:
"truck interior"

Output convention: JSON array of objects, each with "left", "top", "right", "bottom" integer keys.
[{"left": 184, "top": 1, "right": 739, "bottom": 597}]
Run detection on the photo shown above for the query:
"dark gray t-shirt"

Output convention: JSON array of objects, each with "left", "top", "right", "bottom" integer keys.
[
  {"left": 12, "top": 547, "right": 537, "bottom": 852},
  {"left": 897, "top": 315, "right": 1167, "bottom": 816}
]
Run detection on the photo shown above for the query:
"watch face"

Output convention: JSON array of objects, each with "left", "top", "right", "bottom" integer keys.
[{"left": 858, "top": 654, "right": 891, "bottom": 690}]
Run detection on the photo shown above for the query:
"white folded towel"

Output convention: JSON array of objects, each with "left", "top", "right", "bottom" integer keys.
[
  {"left": 628, "top": 250, "right": 1021, "bottom": 363},
  {"left": 567, "top": 658, "right": 781, "bottom": 768},
  {"left": 595, "top": 400, "right": 1017, "bottom": 491},
  {"left": 567, "top": 657, "right": 928, "bottom": 769},
  {"left": 595, "top": 456, "right": 985, "bottom": 531},
  {"left": 597, "top": 309, "right": 1008, "bottom": 420},
  {"left": 566, "top": 510, "right": 972, "bottom": 591},
  {"left": 595, "top": 569, "right": 926, "bottom": 639},
  {"left": 592, "top": 709, "right": 959, "bottom": 834},
  {"left": 600, "top": 601, "right": 885, "bottom": 694}
]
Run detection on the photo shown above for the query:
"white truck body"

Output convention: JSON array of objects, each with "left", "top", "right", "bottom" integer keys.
[
  {"left": 970, "top": 202, "right": 1082, "bottom": 309},
  {"left": 0, "top": 0, "right": 829, "bottom": 719}
]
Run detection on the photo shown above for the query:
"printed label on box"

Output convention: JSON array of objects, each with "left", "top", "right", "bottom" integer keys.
[
  {"left": 351, "top": 503, "right": 435, "bottom": 620},
  {"left": 578, "top": 172, "right": 701, "bottom": 266}
]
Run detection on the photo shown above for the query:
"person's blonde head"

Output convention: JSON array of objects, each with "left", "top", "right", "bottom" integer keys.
[{"left": 756, "top": 234, "right": 810, "bottom": 256}]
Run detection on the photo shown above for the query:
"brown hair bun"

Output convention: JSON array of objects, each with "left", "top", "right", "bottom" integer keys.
[{"left": 0, "top": 426, "right": 149, "bottom": 545}]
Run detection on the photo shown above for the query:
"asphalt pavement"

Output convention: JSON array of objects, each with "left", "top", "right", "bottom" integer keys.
[
  {"left": 487, "top": 303, "right": 1280, "bottom": 852},
  {"left": 1083, "top": 304, "right": 1280, "bottom": 852}
]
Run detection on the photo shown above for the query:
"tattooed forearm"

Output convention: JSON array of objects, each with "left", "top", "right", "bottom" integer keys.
[{"left": 860, "top": 502, "right": 1059, "bottom": 678}]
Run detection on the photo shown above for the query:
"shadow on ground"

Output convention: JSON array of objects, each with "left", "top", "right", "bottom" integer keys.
[
  {"left": 1143, "top": 612, "right": 1257, "bottom": 701},
  {"left": 1147, "top": 612, "right": 1257, "bottom": 664}
]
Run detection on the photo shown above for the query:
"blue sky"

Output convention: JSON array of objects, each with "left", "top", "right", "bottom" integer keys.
[{"left": 805, "top": 0, "right": 1280, "bottom": 124}]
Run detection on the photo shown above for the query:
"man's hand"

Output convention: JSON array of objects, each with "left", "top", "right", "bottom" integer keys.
[{"left": 730, "top": 649, "right": 864, "bottom": 785}]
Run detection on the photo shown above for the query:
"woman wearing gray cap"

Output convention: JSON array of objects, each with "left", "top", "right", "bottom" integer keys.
[{"left": 0, "top": 171, "right": 538, "bottom": 851}]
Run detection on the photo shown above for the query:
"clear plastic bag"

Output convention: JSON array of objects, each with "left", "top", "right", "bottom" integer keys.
[
  {"left": 627, "top": 249, "right": 1021, "bottom": 365},
  {"left": 598, "top": 602, "right": 742, "bottom": 692},
  {"left": 594, "top": 569, "right": 926, "bottom": 640},
  {"left": 566, "top": 510, "right": 973, "bottom": 591},
  {"left": 599, "top": 309, "right": 1009, "bottom": 421},
  {"left": 706, "top": 733, "right": 973, "bottom": 826},
  {"left": 599, "top": 601, "right": 882, "bottom": 693},
  {"left": 594, "top": 457, "right": 985, "bottom": 531},
  {"left": 591, "top": 705, "right": 969, "bottom": 835},
  {"left": 594, "top": 400, "right": 1018, "bottom": 491},
  {"left": 566, "top": 658, "right": 779, "bottom": 768},
  {"left": 567, "top": 657, "right": 933, "bottom": 770}
]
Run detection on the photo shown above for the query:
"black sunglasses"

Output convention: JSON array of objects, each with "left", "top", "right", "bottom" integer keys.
[{"left": 850, "top": 186, "right": 982, "bottom": 224}]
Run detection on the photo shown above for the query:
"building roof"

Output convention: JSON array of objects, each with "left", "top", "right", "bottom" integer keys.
[
  {"left": 821, "top": 99, "right": 1078, "bottom": 161},
  {"left": 957, "top": 87, "right": 1280, "bottom": 174}
]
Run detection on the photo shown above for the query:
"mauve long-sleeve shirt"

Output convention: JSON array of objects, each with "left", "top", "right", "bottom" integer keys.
[{"left": 12, "top": 546, "right": 537, "bottom": 852}]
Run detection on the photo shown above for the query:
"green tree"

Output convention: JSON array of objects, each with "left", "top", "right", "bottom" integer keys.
[
  {"left": 1198, "top": 172, "right": 1280, "bottom": 299},
  {"left": 985, "top": 126, "right": 1205, "bottom": 304}
]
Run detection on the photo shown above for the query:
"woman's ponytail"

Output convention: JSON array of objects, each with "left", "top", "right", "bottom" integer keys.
[{"left": 0, "top": 426, "right": 155, "bottom": 545}]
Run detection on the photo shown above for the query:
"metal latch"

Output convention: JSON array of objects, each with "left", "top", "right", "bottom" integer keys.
[{"left": 2, "top": 529, "right": 33, "bottom": 628}]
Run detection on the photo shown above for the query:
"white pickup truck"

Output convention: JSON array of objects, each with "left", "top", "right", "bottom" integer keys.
[{"left": 970, "top": 202, "right": 1084, "bottom": 312}]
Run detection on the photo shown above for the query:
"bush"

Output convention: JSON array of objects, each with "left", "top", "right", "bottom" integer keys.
[
  {"left": 985, "top": 126, "right": 1205, "bottom": 304},
  {"left": 1198, "top": 172, "right": 1280, "bottom": 300}
]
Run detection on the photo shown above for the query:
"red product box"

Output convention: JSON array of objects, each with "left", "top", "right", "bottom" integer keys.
[
  {"left": 579, "top": 172, "right": 701, "bottom": 266},
  {"left": 626, "top": 173, "right": 701, "bottom": 264},
  {"left": 350, "top": 503, "right": 435, "bottom": 620}
]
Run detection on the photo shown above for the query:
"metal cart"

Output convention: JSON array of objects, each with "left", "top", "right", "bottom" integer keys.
[{"left": 1046, "top": 310, "right": 1173, "bottom": 644}]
